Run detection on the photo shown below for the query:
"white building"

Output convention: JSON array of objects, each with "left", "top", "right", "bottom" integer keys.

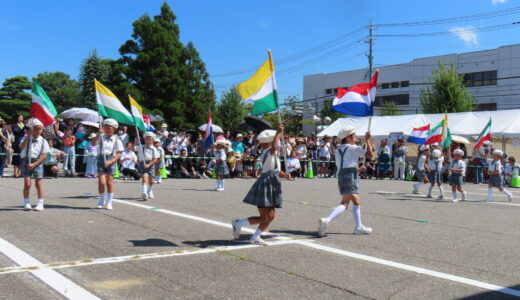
[{"left": 302, "top": 43, "right": 520, "bottom": 135}]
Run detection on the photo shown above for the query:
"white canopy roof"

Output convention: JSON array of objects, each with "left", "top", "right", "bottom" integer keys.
[{"left": 318, "top": 109, "right": 520, "bottom": 138}]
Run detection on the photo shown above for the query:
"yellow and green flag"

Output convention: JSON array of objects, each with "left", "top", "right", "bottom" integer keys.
[
  {"left": 94, "top": 80, "right": 134, "bottom": 125},
  {"left": 129, "top": 95, "right": 147, "bottom": 132}
]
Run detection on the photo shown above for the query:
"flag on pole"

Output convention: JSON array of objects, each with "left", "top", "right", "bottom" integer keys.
[
  {"left": 31, "top": 81, "right": 57, "bottom": 126},
  {"left": 128, "top": 95, "right": 147, "bottom": 132},
  {"left": 332, "top": 71, "right": 379, "bottom": 116},
  {"left": 203, "top": 111, "right": 214, "bottom": 148},
  {"left": 407, "top": 124, "right": 430, "bottom": 144},
  {"left": 237, "top": 52, "right": 279, "bottom": 115},
  {"left": 142, "top": 115, "right": 155, "bottom": 132},
  {"left": 424, "top": 120, "right": 444, "bottom": 145},
  {"left": 441, "top": 113, "right": 451, "bottom": 148},
  {"left": 94, "top": 80, "right": 134, "bottom": 125},
  {"left": 474, "top": 118, "right": 492, "bottom": 149}
]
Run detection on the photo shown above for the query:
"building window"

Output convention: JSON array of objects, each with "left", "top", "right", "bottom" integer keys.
[
  {"left": 391, "top": 82, "right": 399, "bottom": 88},
  {"left": 381, "top": 83, "right": 389, "bottom": 89},
  {"left": 374, "top": 94, "right": 410, "bottom": 106},
  {"left": 400, "top": 81, "right": 409, "bottom": 87},
  {"left": 333, "top": 88, "right": 338, "bottom": 94},
  {"left": 463, "top": 70, "right": 497, "bottom": 87},
  {"left": 325, "top": 88, "right": 333, "bottom": 95},
  {"left": 475, "top": 103, "right": 497, "bottom": 111}
]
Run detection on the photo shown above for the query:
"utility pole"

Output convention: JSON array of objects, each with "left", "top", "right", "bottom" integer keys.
[{"left": 367, "top": 22, "right": 374, "bottom": 80}]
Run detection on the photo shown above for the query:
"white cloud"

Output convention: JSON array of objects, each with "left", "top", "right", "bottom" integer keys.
[
  {"left": 449, "top": 26, "right": 478, "bottom": 46},
  {"left": 492, "top": 0, "right": 507, "bottom": 4}
]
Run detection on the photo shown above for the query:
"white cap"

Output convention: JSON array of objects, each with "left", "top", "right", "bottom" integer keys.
[
  {"left": 236, "top": 134, "right": 243, "bottom": 138},
  {"left": 89, "top": 133, "right": 97, "bottom": 139},
  {"left": 419, "top": 145, "right": 430, "bottom": 151},
  {"left": 431, "top": 149, "right": 442, "bottom": 159},
  {"left": 216, "top": 139, "right": 228, "bottom": 146},
  {"left": 161, "top": 123, "right": 168, "bottom": 128},
  {"left": 28, "top": 118, "right": 44, "bottom": 129},
  {"left": 227, "top": 148, "right": 234, "bottom": 153},
  {"left": 483, "top": 140, "right": 491, "bottom": 146},
  {"left": 143, "top": 132, "right": 155, "bottom": 139},
  {"left": 103, "top": 118, "right": 119, "bottom": 128},
  {"left": 154, "top": 138, "right": 161, "bottom": 143},
  {"left": 257, "top": 130, "right": 277, "bottom": 143},
  {"left": 431, "top": 142, "right": 439, "bottom": 148},
  {"left": 338, "top": 126, "right": 356, "bottom": 140},
  {"left": 493, "top": 149, "right": 503, "bottom": 157},
  {"left": 453, "top": 149, "right": 464, "bottom": 156}
]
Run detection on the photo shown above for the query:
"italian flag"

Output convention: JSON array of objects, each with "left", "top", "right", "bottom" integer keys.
[
  {"left": 128, "top": 95, "right": 147, "bottom": 133},
  {"left": 95, "top": 80, "right": 135, "bottom": 125},
  {"left": 237, "top": 51, "right": 279, "bottom": 115},
  {"left": 425, "top": 114, "right": 451, "bottom": 146},
  {"left": 474, "top": 119, "right": 492, "bottom": 149},
  {"left": 31, "top": 81, "right": 57, "bottom": 127}
]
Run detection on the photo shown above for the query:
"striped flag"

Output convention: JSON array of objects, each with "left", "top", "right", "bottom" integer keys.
[
  {"left": 94, "top": 80, "right": 134, "bottom": 125},
  {"left": 128, "top": 95, "right": 147, "bottom": 132},
  {"left": 474, "top": 119, "right": 492, "bottom": 149},
  {"left": 332, "top": 71, "right": 378, "bottom": 116},
  {"left": 407, "top": 124, "right": 430, "bottom": 144},
  {"left": 204, "top": 111, "right": 214, "bottom": 148},
  {"left": 31, "top": 81, "right": 57, "bottom": 126}
]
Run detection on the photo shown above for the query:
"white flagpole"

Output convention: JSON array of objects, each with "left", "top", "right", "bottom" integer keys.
[
  {"left": 94, "top": 79, "right": 107, "bottom": 165},
  {"left": 129, "top": 95, "right": 146, "bottom": 164},
  {"left": 268, "top": 50, "right": 288, "bottom": 174}
]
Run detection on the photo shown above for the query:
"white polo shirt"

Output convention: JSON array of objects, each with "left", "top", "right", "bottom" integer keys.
[
  {"left": 20, "top": 135, "right": 50, "bottom": 160},
  {"left": 138, "top": 145, "right": 159, "bottom": 161},
  {"left": 97, "top": 134, "right": 124, "bottom": 156},
  {"left": 335, "top": 144, "right": 365, "bottom": 170}
]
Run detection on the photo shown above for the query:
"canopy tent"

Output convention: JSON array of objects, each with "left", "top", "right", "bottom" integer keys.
[{"left": 318, "top": 109, "right": 520, "bottom": 139}]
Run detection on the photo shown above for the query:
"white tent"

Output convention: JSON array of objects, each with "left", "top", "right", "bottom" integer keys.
[{"left": 318, "top": 109, "right": 520, "bottom": 138}]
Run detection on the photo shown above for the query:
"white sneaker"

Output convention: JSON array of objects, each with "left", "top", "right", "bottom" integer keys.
[
  {"left": 507, "top": 194, "right": 513, "bottom": 202},
  {"left": 353, "top": 226, "right": 372, "bottom": 235},
  {"left": 148, "top": 191, "right": 154, "bottom": 199},
  {"left": 33, "top": 203, "right": 44, "bottom": 211},
  {"left": 412, "top": 189, "right": 420, "bottom": 195},
  {"left": 250, "top": 236, "right": 269, "bottom": 246},
  {"left": 318, "top": 218, "right": 329, "bottom": 237},
  {"left": 96, "top": 200, "right": 104, "bottom": 209},
  {"left": 462, "top": 192, "right": 467, "bottom": 201},
  {"left": 141, "top": 192, "right": 148, "bottom": 201},
  {"left": 106, "top": 203, "right": 113, "bottom": 210},
  {"left": 426, "top": 194, "right": 433, "bottom": 198},
  {"left": 23, "top": 203, "right": 32, "bottom": 211},
  {"left": 452, "top": 198, "right": 459, "bottom": 203},
  {"left": 216, "top": 188, "right": 224, "bottom": 192},
  {"left": 231, "top": 220, "right": 242, "bottom": 240}
]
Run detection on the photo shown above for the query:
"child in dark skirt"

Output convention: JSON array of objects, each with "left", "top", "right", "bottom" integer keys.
[
  {"left": 138, "top": 133, "right": 159, "bottom": 200},
  {"left": 214, "top": 140, "right": 229, "bottom": 191},
  {"left": 413, "top": 145, "right": 430, "bottom": 194},
  {"left": 318, "top": 126, "right": 374, "bottom": 237},
  {"left": 231, "top": 124, "right": 291, "bottom": 246},
  {"left": 427, "top": 149, "right": 445, "bottom": 199},
  {"left": 449, "top": 149, "right": 467, "bottom": 203},
  {"left": 486, "top": 149, "right": 513, "bottom": 202}
]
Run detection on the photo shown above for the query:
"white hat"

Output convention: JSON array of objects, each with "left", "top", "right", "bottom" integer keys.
[
  {"left": 216, "top": 139, "right": 228, "bottom": 146},
  {"left": 338, "top": 126, "right": 356, "bottom": 140},
  {"left": 431, "top": 149, "right": 442, "bottom": 159},
  {"left": 89, "top": 133, "right": 97, "bottom": 139},
  {"left": 28, "top": 118, "right": 44, "bottom": 129},
  {"left": 236, "top": 134, "right": 243, "bottom": 138},
  {"left": 143, "top": 132, "right": 155, "bottom": 139},
  {"left": 431, "top": 142, "right": 439, "bottom": 147},
  {"left": 483, "top": 140, "right": 491, "bottom": 146},
  {"left": 154, "top": 138, "right": 161, "bottom": 143},
  {"left": 227, "top": 148, "right": 234, "bottom": 153},
  {"left": 161, "top": 123, "right": 168, "bottom": 128},
  {"left": 453, "top": 149, "right": 464, "bottom": 156},
  {"left": 419, "top": 145, "right": 430, "bottom": 151},
  {"left": 257, "top": 130, "right": 277, "bottom": 143},
  {"left": 103, "top": 118, "right": 119, "bottom": 128},
  {"left": 493, "top": 149, "right": 503, "bottom": 157}
]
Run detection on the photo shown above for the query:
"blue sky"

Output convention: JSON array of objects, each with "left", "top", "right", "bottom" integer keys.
[{"left": 1, "top": 0, "right": 519, "bottom": 103}]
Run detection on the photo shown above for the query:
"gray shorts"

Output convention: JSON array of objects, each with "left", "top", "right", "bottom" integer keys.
[
  {"left": 449, "top": 173, "right": 463, "bottom": 187},
  {"left": 21, "top": 159, "right": 44, "bottom": 179},
  {"left": 338, "top": 168, "right": 359, "bottom": 195},
  {"left": 140, "top": 160, "right": 156, "bottom": 176},
  {"left": 428, "top": 170, "right": 442, "bottom": 184},
  {"left": 97, "top": 155, "right": 117, "bottom": 175}
]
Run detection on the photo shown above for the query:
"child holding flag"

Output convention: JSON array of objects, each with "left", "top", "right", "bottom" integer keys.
[
  {"left": 486, "top": 149, "right": 513, "bottom": 202},
  {"left": 413, "top": 145, "right": 430, "bottom": 194},
  {"left": 449, "top": 149, "right": 467, "bottom": 202},
  {"left": 139, "top": 133, "right": 160, "bottom": 200},
  {"left": 427, "top": 149, "right": 445, "bottom": 199}
]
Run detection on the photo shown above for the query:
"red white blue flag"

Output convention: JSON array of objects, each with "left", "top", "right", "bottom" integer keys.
[
  {"left": 204, "top": 111, "right": 214, "bottom": 148},
  {"left": 332, "top": 71, "right": 378, "bottom": 116},
  {"left": 407, "top": 124, "right": 430, "bottom": 144}
]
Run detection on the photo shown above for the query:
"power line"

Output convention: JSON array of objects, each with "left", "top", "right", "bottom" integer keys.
[{"left": 375, "top": 22, "right": 520, "bottom": 38}]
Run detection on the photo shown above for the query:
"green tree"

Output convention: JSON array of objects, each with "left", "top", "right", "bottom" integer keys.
[
  {"left": 379, "top": 101, "right": 403, "bottom": 116},
  {"left": 33, "top": 72, "right": 80, "bottom": 112},
  {"left": 79, "top": 49, "right": 111, "bottom": 109},
  {"left": 216, "top": 87, "right": 247, "bottom": 132},
  {"left": 319, "top": 98, "right": 343, "bottom": 122},
  {"left": 0, "top": 76, "right": 32, "bottom": 120},
  {"left": 420, "top": 61, "right": 474, "bottom": 113}
]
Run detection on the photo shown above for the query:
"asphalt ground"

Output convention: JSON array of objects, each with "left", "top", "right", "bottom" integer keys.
[{"left": 1, "top": 173, "right": 520, "bottom": 300}]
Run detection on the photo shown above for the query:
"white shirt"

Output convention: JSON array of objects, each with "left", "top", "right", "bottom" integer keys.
[
  {"left": 286, "top": 157, "right": 301, "bottom": 173},
  {"left": 488, "top": 159, "right": 502, "bottom": 173},
  {"left": 175, "top": 136, "right": 189, "bottom": 151},
  {"left": 118, "top": 133, "right": 129, "bottom": 147},
  {"left": 450, "top": 159, "right": 466, "bottom": 174},
  {"left": 377, "top": 144, "right": 390, "bottom": 155},
  {"left": 504, "top": 163, "right": 520, "bottom": 175},
  {"left": 261, "top": 150, "right": 280, "bottom": 173},
  {"left": 295, "top": 144, "right": 307, "bottom": 159},
  {"left": 20, "top": 135, "right": 50, "bottom": 159},
  {"left": 428, "top": 156, "right": 444, "bottom": 171},
  {"left": 214, "top": 149, "right": 226, "bottom": 161},
  {"left": 97, "top": 134, "right": 124, "bottom": 156},
  {"left": 120, "top": 150, "right": 138, "bottom": 170},
  {"left": 138, "top": 145, "right": 159, "bottom": 161},
  {"left": 417, "top": 154, "right": 427, "bottom": 170},
  {"left": 335, "top": 144, "right": 366, "bottom": 170},
  {"left": 394, "top": 145, "right": 408, "bottom": 162},
  {"left": 319, "top": 142, "right": 331, "bottom": 158}
]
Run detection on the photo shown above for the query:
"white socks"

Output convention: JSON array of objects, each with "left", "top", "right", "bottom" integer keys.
[
  {"left": 23, "top": 198, "right": 30, "bottom": 204},
  {"left": 252, "top": 229, "right": 262, "bottom": 240},
  {"left": 98, "top": 193, "right": 105, "bottom": 205},
  {"left": 37, "top": 199, "right": 43, "bottom": 205},
  {"left": 141, "top": 185, "right": 148, "bottom": 194},
  {"left": 488, "top": 188, "right": 493, "bottom": 200},
  {"left": 503, "top": 189, "right": 512, "bottom": 197},
  {"left": 439, "top": 186, "right": 445, "bottom": 197},
  {"left": 106, "top": 193, "right": 113, "bottom": 206},
  {"left": 414, "top": 182, "right": 423, "bottom": 190},
  {"left": 148, "top": 185, "right": 153, "bottom": 194},
  {"left": 326, "top": 205, "right": 346, "bottom": 223},
  {"left": 235, "top": 218, "right": 250, "bottom": 227},
  {"left": 452, "top": 191, "right": 458, "bottom": 200},
  {"left": 216, "top": 179, "right": 225, "bottom": 189},
  {"left": 352, "top": 205, "right": 363, "bottom": 229},
  {"left": 428, "top": 186, "right": 434, "bottom": 196}
]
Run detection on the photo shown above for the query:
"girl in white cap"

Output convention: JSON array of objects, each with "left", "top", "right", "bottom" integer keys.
[
  {"left": 231, "top": 124, "right": 290, "bottom": 245},
  {"left": 318, "top": 126, "right": 374, "bottom": 237},
  {"left": 84, "top": 133, "right": 98, "bottom": 178},
  {"left": 95, "top": 118, "right": 124, "bottom": 210},
  {"left": 153, "top": 138, "right": 165, "bottom": 184},
  {"left": 486, "top": 149, "right": 513, "bottom": 202},
  {"left": 20, "top": 118, "right": 49, "bottom": 211},
  {"left": 413, "top": 145, "right": 430, "bottom": 194},
  {"left": 138, "top": 133, "right": 160, "bottom": 200},
  {"left": 214, "top": 140, "right": 229, "bottom": 191},
  {"left": 427, "top": 149, "right": 445, "bottom": 199},
  {"left": 449, "top": 149, "right": 467, "bottom": 202}
]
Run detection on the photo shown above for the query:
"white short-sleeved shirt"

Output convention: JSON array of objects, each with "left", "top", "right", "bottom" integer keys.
[
  {"left": 214, "top": 149, "right": 226, "bottom": 161},
  {"left": 394, "top": 145, "right": 408, "bottom": 162},
  {"left": 319, "top": 142, "right": 331, "bottom": 158},
  {"left": 286, "top": 157, "right": 301, "bottom": 173},
  {"left": 20, "top": 135, "right": 50, "bottom": 159},
  {"left": 138, "top": 146, "right": 159, "bottom": 161},
  {"left": 261, "top": 150, "right": 280, "bottom": 173},
  {"left": 120, "top": 150, "right": 138, "bottom": 170},
  {"left": 450, "top": 159, "right": 466, "bottom": 174},
  {"left": 488, "top": 159, "right": 502, "bottom": 173},
  {"left": 118, "top": 133, "right": 129, "bottom": 147},
  {"left": 335, "top": 144, "right": 366, "bottom": 170},
  {"left": 377, "top": 145, "right": 390, "bottom": 155},
  {"left": 417, "top": 154, "right": 427, "bottom": 170},
  {"left": 97, "top": 134, "right": 124, "bottom": 156},
  {"left": 428, "top": 156, "right": 444, "bottom": 171},
  {"left": 504, "top": 163, "right": 519, "bottom": 174}
]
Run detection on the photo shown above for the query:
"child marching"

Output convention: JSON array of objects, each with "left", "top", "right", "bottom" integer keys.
[
  {"left": 486, "top": 149, "right": 513, "bottom": 202},
  {"left": 95, "top": 119, "right": 124, "bottom": 210},
  {"left": 427, "top": 149, "right": 445, "bottom": 199},
  {"left": 231, "top": 124, "right": 291, "bottom": 245},
  {"left": 214, "top": 140, "right": 229, "bottom": 191},
  {"left": 20, "top": 119, "right": 50, "bottom": 211},
  {"left": 413, "top": 145, "right": 430, "bottom": 194},
  {"left": 154, "top": 138, "right": 165, "bottom": 184},
  {"left": 449, "top": 149, "right": 467, "bottom": 202},
  {"left": 138, "top": 133, "right": 160, "bottom": 200},
  {"left": 318, "top": 126, "right": 374, "bottom": 237}
]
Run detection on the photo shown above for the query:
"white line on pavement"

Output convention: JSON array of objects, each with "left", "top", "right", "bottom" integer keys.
[
  {"left": 296, "top": 240, "right": 520, "bottom": 297},
  {"left": 0, "top": 237, "right": 100, "bottom": 299},
  {"left": 375, "top": 191, "right": 520, "bottom": 207}
]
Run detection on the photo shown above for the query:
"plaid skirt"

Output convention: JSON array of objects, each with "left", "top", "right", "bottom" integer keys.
[
  {"left": 428, "top": 170, "right": 442, "bottom": 184},
  {"left": 97, "top": 155, "right": 117, "bottom": 175},
  {"left": 215, "top": 162, "right": 229, "bottom": 176},
  {"left": 243, "top": 170, "right": 282, "bottom": 208},
  {"left": 489, "top": 174, "right": 503, "bottom": 188},
  {"left": 449, "top": 173, "right": 463, "bottom": 187},
  {"left": 338, "top": 167, "right": 359, "bottom": 195},
  {"left": 416, "top": 169, "right": 427, "bottom": 180}
]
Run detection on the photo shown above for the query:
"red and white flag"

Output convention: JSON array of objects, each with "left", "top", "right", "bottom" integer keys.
[
  {"left": 332, "top": 71, "right": 378, "bottom": 116},
  {"left": 474, "top": 119, "right": 492, "bottom": 149}
]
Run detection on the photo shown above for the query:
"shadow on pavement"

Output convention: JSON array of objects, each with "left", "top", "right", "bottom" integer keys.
[
  {"left": 458, "top": 284, "right": 520, "bottom": 300},
  {"left": 129, "top": 238, "right": 178, "bottom": 247},
  {"left": 269, "top": 229, "right": 319, "bottom": 238},
  {"left": 183, "top": 239, "right": 250, "bottom": 248}
]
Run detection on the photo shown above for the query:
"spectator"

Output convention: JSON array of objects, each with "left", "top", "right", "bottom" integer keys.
[
  {"left": 243, "top": 150, "right": 255, "bottom": 178},
  {"left": 120, "top": 142, "right": 140, "bottom": 180},
  {"left": 226, "top": 149, "right": 237, "bottom": 178},
  {"left": 504, "top": 156, "right": 519, "bottom": 186},
  {"left": 118, "top": 126, "right": 129, "bottom": 147},
  {"left": 286, "top": 151, "right": 301, "bottom": 179},
  {"left": 173, "top": 149, "right": 199, "bottom": 178},
  {"left": 232, "top": 134, "right": 245, "bottom": 153},
  {"left": 318, "top": 136, "right": 332, "bottom": 178},
  {"left": 294, "top": 138, "right": 307, "bottom": 177},
  {"left": 62, "top": 127, "right": 76, "bottom": 177},
  {"left": 234, "top": 152, "right": 243, "bottom": 178},
  {"left": 176, "top": 130, "right": 190, "bottom": 153},
  {"left": 243, "top": 131, "right": 256, "bottom": 151},
  {"left": 377, "top": 139, "right": 390, "bottom": 156},
  {"left": 0, "top": 118, "right": 11, "bottom": 178},
  {"left": 393, "top": 139, "right": 408, "bottom": 180},
  {"left": 84, "top": 133, "right": 98, "bottom": 178},
  {"left": 74, "top": 122, "right": 88, "bottom": 175},
  {"left": 43, "top": 139, "right": 63, "bottom": 178},
  {"left": 11, "top": 114, "right": 27, "bottom": 177}
]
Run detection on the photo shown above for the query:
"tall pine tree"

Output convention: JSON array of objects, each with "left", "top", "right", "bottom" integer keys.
[
  {"left": 0, "top": 76, "right": 32, "bottom": 120},
  {"left": 217, "top": 87, "right": 247, "bottom": 132},
  {"left": 79, "top": 49, "right": 111, "bottom": 109}
]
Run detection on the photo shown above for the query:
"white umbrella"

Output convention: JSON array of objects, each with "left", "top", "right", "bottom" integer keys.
[
  {"left": 452, "top": 135, "right": 470, "bottom": 144},
  {"left": 62, "top": 108, "right": 99, "bottom": 122},
  {"left": 79, "top": 120, "right": 99, "bottom": 128},
  {"left": 198, "top": 123, "right": 223, "bottom": 133}
]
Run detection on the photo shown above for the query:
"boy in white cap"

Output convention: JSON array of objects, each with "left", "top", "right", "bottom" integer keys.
[
  {"left": 153, "top": 138, "right": 165, "bottom": 184},
  {"left": 318, "top": 126, "right": 374, "bottom": 237},
  {"left": 20, "top": 118, "right": 49, "bottom": 211},
  {"left": 427, "top": 149, "right": 445, "bottom": 199},
  {"left": 413, "top": 145, "right": 430, "bottom": 194},
  {"left": 231, "top": 124, "right": 290, "bottom": 245},
  {"left": 138, "top": 133, "right": 160, "bottom": 200},
  {"left": 214, "top": 140, "right": 229, "bottom": 191},
  {"left": 95, "top": 119, "right": 124, "bottom": 210},
  {"left": 449, "top": 149, "right": 467, "bottom": 202},
  {"left": 486, "top": 149, "right": 513, "bottom": 202}
]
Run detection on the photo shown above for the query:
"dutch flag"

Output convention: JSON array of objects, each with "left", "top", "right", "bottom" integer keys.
[
  {"left": 332, "top": 71, "right": 379, "bottom": 116},
  {"left": 204, "top": 111, "right": 214, "bottom": 148},
  {"left": 407, "top": 124, "right": 430, "bottom": 144}
]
